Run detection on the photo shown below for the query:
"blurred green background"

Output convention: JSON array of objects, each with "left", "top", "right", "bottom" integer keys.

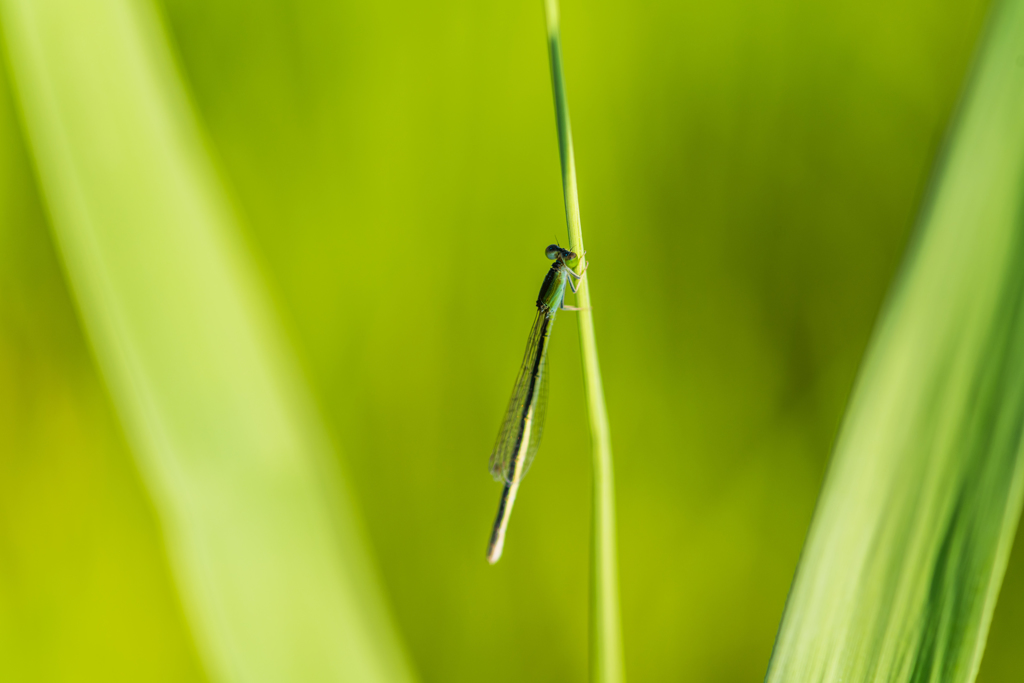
[{"left": 2, "top": 0, "right": 1023, "bottom": 681}]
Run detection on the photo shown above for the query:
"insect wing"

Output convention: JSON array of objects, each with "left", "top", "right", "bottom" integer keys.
[
  {"left": 521, "top": 340, "right": 549, "bottom": 479},
  {"left": 489, "top": 312, "right": 547, "bottom": 482}
]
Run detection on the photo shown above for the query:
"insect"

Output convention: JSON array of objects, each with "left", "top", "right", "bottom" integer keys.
[{"left": 487, "top": 244, "right": 585, "bottom": 564}]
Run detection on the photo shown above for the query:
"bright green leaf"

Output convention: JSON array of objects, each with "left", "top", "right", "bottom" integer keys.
[
  {"left": 0, "top": 1, "right": 417, "bottom": 681},
  {"left": 766, "top": 3, "right": 1024, "bottom": 682}
]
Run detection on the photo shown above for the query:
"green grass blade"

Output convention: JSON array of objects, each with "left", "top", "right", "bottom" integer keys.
[
  {"left": 766, "top": 2, "right": 1024, "bottom": 681},
  {"left": 0, "top": 1, "right": 416, "bottom": 682},
  {"left": 543, "top": 2, "right": 625, "bottom": 682}
]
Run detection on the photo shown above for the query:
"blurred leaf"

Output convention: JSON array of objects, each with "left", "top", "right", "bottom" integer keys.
[
  {"left": 0, "top": 1, "right": 416, "bottom": 682},
  {"left": 766, "top": 2, "right": 1024, "bottom": 682}
]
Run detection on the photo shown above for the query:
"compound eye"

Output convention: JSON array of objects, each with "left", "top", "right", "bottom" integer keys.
[{"left": 545, "top": 245, "right": 562, "bottom": 260}]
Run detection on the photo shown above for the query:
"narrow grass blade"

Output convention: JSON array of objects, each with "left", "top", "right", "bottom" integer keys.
[
  {"left": 0, "top": 1, "right": 416, "bottom": 682},
  {"left": 543, "top": 2, "right": 625, "bottom": 682},
  {"left": 766, "top": 2, "right": 1024, "bottom": 681}
]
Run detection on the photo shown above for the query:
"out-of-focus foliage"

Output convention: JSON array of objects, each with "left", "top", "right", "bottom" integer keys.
[
  {"left": 0, "top": 53, "right": 207, "bottom": 683},
  {"left": 1, "top": 0, "right": 1023, "bottom": 682},
  {"left": 766, "top": 1, "right": 1024, "bottom": 680},
  {"left": 0, "top": 0, "right": 416, "bottom": 681}
]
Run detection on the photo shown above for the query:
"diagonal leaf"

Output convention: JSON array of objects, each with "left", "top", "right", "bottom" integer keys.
[
  {"left": 766, "top": 2, "right": 1024, "bottom": 682},
  {"left": 0, "top": 1, "right": 416, "bottom": 682}
]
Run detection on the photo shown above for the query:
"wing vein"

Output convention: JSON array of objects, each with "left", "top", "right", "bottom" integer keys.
[{"left": 489, "top": 311, "right": 554, "bottom": 482}]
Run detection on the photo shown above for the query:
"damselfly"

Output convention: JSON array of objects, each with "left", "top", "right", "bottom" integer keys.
[{"left": 487, "top": 244, "right": 585, "bottom": 564}]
